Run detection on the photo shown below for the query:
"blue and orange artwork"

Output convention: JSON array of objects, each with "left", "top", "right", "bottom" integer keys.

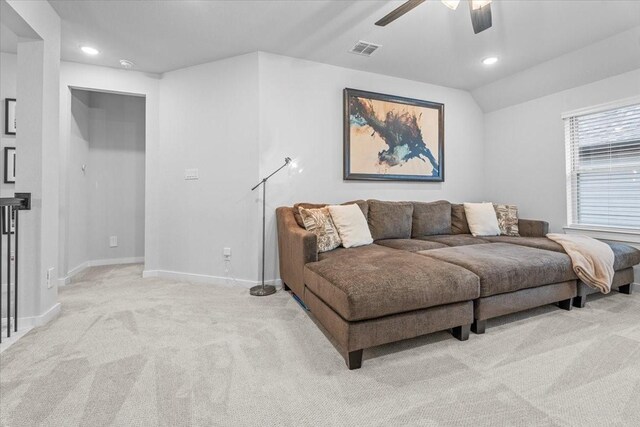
[{"left": 345, "top": 89, "right": 443, "bottom": 182}]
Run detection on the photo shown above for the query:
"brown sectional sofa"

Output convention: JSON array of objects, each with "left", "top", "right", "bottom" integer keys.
[{"left": 276, "top": 200, "right": 640, "bottom": 369}]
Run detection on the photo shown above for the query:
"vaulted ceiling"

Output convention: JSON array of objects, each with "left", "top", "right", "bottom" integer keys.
[{"left": 46, "top": 0, "right": 640, "bottom": 92}]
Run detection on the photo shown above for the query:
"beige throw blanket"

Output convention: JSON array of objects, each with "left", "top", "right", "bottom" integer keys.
[{"left": 547, "top": 233, "right": 614, "bottom": 294}]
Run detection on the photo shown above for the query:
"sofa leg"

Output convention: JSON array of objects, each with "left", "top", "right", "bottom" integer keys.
[
  {"left": 573, "top": 295, "right": 587, "bottom": 308},
  {"left": 558, "top": 298, "right": 573, "bottom": 311},
  {"left": 451, "top": 324, "right": 470, "bottom": 341},
  {"left": 282, "top": 282, "right": 291, "bottom": 292},
  {"left": 619, "top": 284, "right": 633, "bottom": 295},
  {"left": 471, "top": 319, "right": 486, "bottom": 335},
  {"left": 347, "top": 350, "right": 363, "bottom": 370}
]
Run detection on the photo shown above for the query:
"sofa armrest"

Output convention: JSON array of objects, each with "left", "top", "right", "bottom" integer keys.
[
  {"left": 518, "top": 219, "right": 549, "bottom": 237},
  {"left": 276, "top": 207, "right": 318, "bottom": 298}
]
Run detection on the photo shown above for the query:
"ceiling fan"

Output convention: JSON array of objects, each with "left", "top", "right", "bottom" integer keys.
[{"left": 375, "top": 0, "right": 493, "bottom": 34}]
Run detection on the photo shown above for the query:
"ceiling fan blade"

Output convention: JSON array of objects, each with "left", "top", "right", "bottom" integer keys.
[
  {"left": 375, "top": 0, "right": 426, "bottom": 27},
  {"left": 469, "top": 1, "right": 492, "bottom": 34}
]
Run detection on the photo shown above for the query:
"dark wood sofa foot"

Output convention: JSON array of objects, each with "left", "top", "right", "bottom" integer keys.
[
  {"left": 347, "top": 350, "right": 363, "bottom": 370},
  {"left": 282, "top": 282, "right": 290, "bottom": 291},
  {"left": 471, "top": 319, "right": 486, "bottom": 334},
  {"left": 619, "top": 283, "right": 633, "bottom": 295},
  {"left": 573, "top": 295, "right": 587, "bottom": 308},
  {"left": 557, "top": 298, "right": 573, "bottom": 311},
  {"left": 451, "top": 324, "right": 470, "bottom": 341}
]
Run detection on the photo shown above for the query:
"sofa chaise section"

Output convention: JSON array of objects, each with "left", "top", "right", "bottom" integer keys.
[
  {"left": 304, "top": 244, "right": 480, "bottom": 368},
  {"left": 418, "top": 243, "right": 578, "bottom": 334},
  {"left": 483, "top": 236, "right": 640, "bottom": 307}
]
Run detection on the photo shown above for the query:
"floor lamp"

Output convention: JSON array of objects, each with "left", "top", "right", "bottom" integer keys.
[{"left": 250, "top": 157, "right": 294, "bottom": 296}]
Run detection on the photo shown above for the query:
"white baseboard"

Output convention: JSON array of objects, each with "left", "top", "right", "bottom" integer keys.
[
  {"left": 142, "top": 269, "right": 282, "bottom": 289},
  {"left": 1, "top": 302, "right": 61, "bottom": 329},
  {"left": 0, "top": 303, "right": 60, "bottom": 353},
  {"left": 60, "top": 257, "right": 144, "bottom": 286}
]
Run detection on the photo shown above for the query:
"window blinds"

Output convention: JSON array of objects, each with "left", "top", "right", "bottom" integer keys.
[{"left": 564, "top": 102, "right": 640, "bottom": 230}]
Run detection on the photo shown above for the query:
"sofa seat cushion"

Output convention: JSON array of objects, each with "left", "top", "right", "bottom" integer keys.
[
  {"left": 418, "top": 243, "right": 577, "bottom": 297},
  {"left": 482, "top": 236, "right": 564, "bottom": 253},
  {"left": 304, "top": 244, "right": 480, "bottom": 322},
  {"left": 482, "top": 237, "right": 640, "bottom": 271},
  {"left": 374, "top": 239, "right": 447, "bottom": 252},
  {"left": 605, "top": 241, "right": 640, "bottom": 270},
  {"left": 415, "top": 234, "right": 490, "bottom": 247}
]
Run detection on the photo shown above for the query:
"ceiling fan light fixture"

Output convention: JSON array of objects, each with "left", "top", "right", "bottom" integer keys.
[
  {"left": 119, "top": 59, "right": 135, "bottom": 69},
  {"left": 482, "top": 56, "right": 498, "bottom": 65},
  {"left": 441, "top": 0, "right": 460, "bottom": 10},
  {"left": 471, "top": 0, "right": 492, "bottom": 11}
]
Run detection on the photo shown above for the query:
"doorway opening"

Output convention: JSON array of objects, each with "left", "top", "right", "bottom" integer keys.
[{"left": 64, "top": 89, "right": 145, "bottom": 279}]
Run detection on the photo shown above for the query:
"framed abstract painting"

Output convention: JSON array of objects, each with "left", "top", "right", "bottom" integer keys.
[{"left": 343, "top": 88, "right": 444, "bottom": 182}]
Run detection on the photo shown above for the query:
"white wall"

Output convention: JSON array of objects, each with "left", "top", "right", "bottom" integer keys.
[
  {"left": 59, "top": 61, "right": 159, "bottom": 279},
  {"left": 5, "top": 0, "right": 61, "bottom": 321},
  {"left": 152, "top": 52, "right": 484, "bottom": 284},
  {"left": 66, "top": 89, "right": 145, "bottom": 274},
  {"left": 1, "top": 52, "right": 16, "bottom": 197},
  {"left": 0, "top": 52, "right": 16, "bottom": 289},
  {"left": 258, "top": 53, "right": 485, "bottom": 282},
  {"left": 484, "top": 68, "right": 640, "bottom": 232},
  {"left": 67, "top": 90, "right": 90, "bottom": 271},
  {"left": 154, "top": 53, "right": 261, "bottom": 284}
]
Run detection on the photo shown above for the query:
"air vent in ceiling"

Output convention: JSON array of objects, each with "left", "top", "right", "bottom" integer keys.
[{"left": 349, "top": 40, "right": 381, "bottom": 57}]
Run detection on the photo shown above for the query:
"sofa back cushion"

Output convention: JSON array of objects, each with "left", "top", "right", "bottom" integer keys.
[
  {"left": 367, "top": 200, "right": 414, "bottom": 240},
  {"left": 451, "top": 203, "right": 471, "bottom": 234},
  {"left": 411, "top": 200, "right": 451, "bottom": 237},
  {"left": 293, "top": 200, "right": 368, "bottom": 228}
]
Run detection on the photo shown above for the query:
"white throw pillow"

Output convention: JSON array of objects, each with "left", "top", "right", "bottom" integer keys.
[
  {"left": 327, "top": 204, "right": 373, "bottom": 248},
  {"left": 463, "top": 202, "right": 501, "bottom": 237}
]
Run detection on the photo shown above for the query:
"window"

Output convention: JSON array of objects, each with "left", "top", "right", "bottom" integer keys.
[{"left": 564, "top": 100, "right": 640, "bottom": 231}]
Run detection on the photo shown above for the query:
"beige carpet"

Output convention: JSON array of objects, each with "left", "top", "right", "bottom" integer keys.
[{"left": 1, "top": 264, "right": 639, "bottom": 426}]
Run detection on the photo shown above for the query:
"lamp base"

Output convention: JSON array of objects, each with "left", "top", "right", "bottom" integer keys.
[{"left": 250, "top": 284, "right": 277, "bottom": 296}]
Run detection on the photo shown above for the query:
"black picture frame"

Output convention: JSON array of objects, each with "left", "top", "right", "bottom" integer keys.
[
  {"left": 2, "top": 206, "right": 15, "bottom": 235},
  {"left": 4, "top": 147, "right": 16, "bottom": 184},
  {"left": 343, "top": 88, "right": 444, "bottom": 182},
  {"left": 5, "top": 98, "right": 16, "bottom": 135}
]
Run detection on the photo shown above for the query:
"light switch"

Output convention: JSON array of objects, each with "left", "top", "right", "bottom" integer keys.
[{"left": 185, "top": 168, "right": 199, "bottom": 180}]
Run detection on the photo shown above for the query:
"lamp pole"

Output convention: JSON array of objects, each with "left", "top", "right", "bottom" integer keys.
[{"left": 250, "top": 157, "right": 292, "bottom": 296}]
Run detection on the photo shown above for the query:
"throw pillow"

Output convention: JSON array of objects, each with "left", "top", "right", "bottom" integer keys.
[
  {"left": 293, "top": 200, "right": 368, "bottom": 228},
  {"left": 494, "top": 204, "right": 520, "bottom": 236},
  {"left": 327, "top": 204, "right": 373, "bottom": 248},
  {"left": 298, "top": 207, "right": 342, "bottom": 252},
  {"left": 293, "top": 203, "right": 327, "bottom": 228},
  {"left": 463, "top": 202, "right": 501, "bottom": 237}
]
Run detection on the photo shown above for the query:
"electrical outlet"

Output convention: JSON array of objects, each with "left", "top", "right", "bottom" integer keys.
[
  {"left": 185, "top": 168, "right": 199, "bottom": 180},
  {"left": 46, "top": 267, "right": 55, "bottom": 289},
  {"left": 110, "top": 236, "right": 118, "bottom": 247},
  {"left": 223, "top": 247, "right": 231, "bottom": 260}
]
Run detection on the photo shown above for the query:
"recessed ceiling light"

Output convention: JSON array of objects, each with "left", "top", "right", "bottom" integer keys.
[
  {"left": 482, "top": 56, "right": 498, "bottom": 65},
  {"left": 119, "top": 59, "right": 135, "bottom": 69},
  {"left": 81, "top": 46, "right": 99, "bottom": 55}
]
